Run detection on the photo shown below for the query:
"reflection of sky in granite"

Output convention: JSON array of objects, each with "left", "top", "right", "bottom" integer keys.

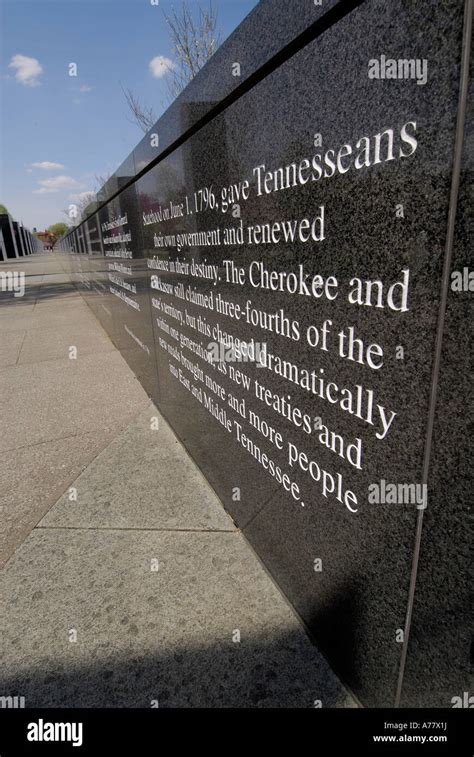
[
  {"left": 95, "top": 0, "right": 342, "bottom": 205},
  {"left": 61, "top": 0, "right": 470, "bottom": 708}
]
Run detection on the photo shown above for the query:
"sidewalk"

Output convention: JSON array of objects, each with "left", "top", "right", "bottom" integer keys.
[{"left": 0, "top": 253, "right": 355, "bottom": 707}]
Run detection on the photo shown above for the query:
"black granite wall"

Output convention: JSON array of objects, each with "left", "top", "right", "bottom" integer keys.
[
  {"left": 0, "top": 214, "right": 41, "bottom": 260},
  {"left": 0, "top": 214, "right": 19, "bottom": 259},
  {"left": 58, "top": 0, "right": 472, "bottom": 708}
]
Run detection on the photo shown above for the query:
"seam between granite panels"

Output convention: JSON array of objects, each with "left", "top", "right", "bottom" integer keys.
[
  {"left": 70, "top": 0, "right": 366, "bottom": 235},
  {"left": 394, "top": 0, "right": 473, "bottom": 709}
]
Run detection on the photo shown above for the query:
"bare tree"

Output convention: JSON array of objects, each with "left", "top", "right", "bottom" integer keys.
[
  {"left": 62, "top": 172, "right": 113, "bottom": 225},
  {"left": 94, "top": 172, "right": 113, "bottom": 203},
  {"left": 121, "top": 84, "right": 157, "bottom": 133},
  {"left": 124, "top": 1, "right": 220, "bottom": 132},
  {"left": 165, "top": 0, "right": 220, "bottom": 100},
  {"left": 62, "top": 192, "right": 96, "bottom": 225}
]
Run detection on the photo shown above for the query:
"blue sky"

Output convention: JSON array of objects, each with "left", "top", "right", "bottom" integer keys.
[{"left": 0, "top": 0, "right": 257, "bottom": 230}]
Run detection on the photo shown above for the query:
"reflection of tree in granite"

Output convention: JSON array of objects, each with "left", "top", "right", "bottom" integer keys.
[
  {"left": 117, "top": 175, "right": 133, "bottom": 191},
  {"left": 182, "top": 104, "right": 230, "bottom": 266},
  {"left": 136, "top": 190, "right": 157, "bottom": 260},
  {"left": 138, "top": 159, "right": 189, "bottom": 259},
  {"left": 85, "top": 215, "right": 103, "bottom": 257}
]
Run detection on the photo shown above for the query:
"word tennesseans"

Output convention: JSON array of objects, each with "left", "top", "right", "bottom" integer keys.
[{"left": 251, "top": 120, "right": 418, "bottom": 197}]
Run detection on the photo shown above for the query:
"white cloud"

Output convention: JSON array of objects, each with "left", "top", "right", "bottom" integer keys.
[
  {"left": 79, "top": 84, "right": 92, "bottom": 93},
  {"left": 31, "top": 161, "right": 65, "bottom": 170},
  {"left": 68, "top": 190, "right": 95, "bottom": 202},
  {"left": 9, "top": 54, "right": 43, "bottom": 87},
  {"left": 33, "top": 175, "right": 80, "bottom": 194},
  {"left": 149, "top": 55, "right": 175, "bottom": 78}
]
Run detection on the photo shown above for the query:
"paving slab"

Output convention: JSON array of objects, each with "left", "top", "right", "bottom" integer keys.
[
  {"left": 38, "top": 274, "right": 75, "bottom": 285},
  {"left": 33, "top": 295, "right": 84, "bottom": 311},
  {"left": 0, "top": 302, "right": 97, "bottom": 333},
  {"left": 17, "top": 322, "right": 114, "bottom": 364},
  {"left": 0, "top": 428, "right": 130, "bottom": 568},
  {"left": 17, "top": 275, "right": 45, "bottom": 284},
  {"left": 0, "top": 351, "right": 150, "bottom": 452},
  {"left": 0, "top": 528, "right": 355, "bottom": 707},
  {"left": 0, "top": 303, "right": 36, "bottom": 319},
  {"left": 40, "top": 405, "right": 234, "bottom": 532},
  {"left": 0, "top": 330, "right": 26, "bottom": 367},
  {"left": 36, "top": 284, "right": 80, "bottom": 301},
  {"left": 0, "top": 291, "right": 40, "bottom": 306}
]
